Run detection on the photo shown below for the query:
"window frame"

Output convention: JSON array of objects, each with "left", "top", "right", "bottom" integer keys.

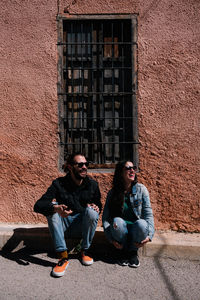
[{"left": 57, "top": 14, "right": 138, "bottom": 171}]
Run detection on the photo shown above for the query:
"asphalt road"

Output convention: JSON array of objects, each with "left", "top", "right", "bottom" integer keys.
[{"left": 0, "top": 248, "right": 199, "bottom": 300}]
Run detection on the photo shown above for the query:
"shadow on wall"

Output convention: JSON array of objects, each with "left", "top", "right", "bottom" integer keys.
[
  {"left": 1, "top": 227, "right": 53, "bottom": 252},
  {"left": 0, "top": 227, "right": 85, "bottom": 253}
]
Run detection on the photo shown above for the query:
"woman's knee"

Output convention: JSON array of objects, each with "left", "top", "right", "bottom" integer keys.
[
  {"left": 112, "top": 217, "right": 126, "bottom": 231},
  {"left": 110, "top": 218, "right": 127, "bottom": 243},
  {"left": 134, "top": 219, "right": 148, "bottom": 235}
]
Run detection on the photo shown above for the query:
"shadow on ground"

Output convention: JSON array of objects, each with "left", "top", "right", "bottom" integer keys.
[
  {"left": 0, "top": 226, "right": 184, "bottom": 299},
  {"left": 153, "top": 234, "right": 182, "bottom": 300},
  {"left": 0, "top": 226, "right": 116, "bottom": 267},
  {"left": 0, "top": 247, "right": 56, "bottom": 267}
]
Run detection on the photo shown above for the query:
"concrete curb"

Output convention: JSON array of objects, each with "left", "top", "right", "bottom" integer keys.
[{"left": 0, "top": 223, "right": 199, "bottom": 261}]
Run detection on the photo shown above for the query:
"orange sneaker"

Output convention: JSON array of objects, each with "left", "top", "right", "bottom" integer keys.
[
  {"left": 52, "top": 258, "right": 69, "bottom": 277},
  {"left": 81, "top": 250, "right": 94, "bottom": 266}
]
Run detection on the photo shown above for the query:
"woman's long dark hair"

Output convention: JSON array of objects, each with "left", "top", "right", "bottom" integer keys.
[{"left": 109, "top": 161, "right": 137, "bottom": 218}]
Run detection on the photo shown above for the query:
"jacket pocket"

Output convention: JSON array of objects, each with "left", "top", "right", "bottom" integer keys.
[{"left": 133, "top": 199, "right": 142, "bottom": 207}]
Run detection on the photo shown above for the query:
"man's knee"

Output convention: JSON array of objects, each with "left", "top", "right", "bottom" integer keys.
[
  {"left": 47, "top": 212, "right": 61, "bottom": 226},
  {"left": 85, "top": 207, "right": 99, "bottom": 222}
]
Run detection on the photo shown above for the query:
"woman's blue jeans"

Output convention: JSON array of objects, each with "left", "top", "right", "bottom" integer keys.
[
  {"left": 47, "top": 207, "right": 99, "bottom": 253},
  {"left": 110, "top": 217, "right": 149, "bottom": 251}
]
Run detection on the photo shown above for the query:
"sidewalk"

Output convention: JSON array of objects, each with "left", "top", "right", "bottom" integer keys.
[{"left": 0, "top": 223, "right": 199, "bottom": 261}]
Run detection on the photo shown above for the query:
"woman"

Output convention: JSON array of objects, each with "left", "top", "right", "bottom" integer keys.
[{"left": 102, "top": 161, "right": 154, "bottom": 268}]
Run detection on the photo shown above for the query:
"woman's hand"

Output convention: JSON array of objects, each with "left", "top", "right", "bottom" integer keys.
[
  {"left": 112, "top": 240, "right": 123, "bottom": 250},
  {"left": 135, "top": 237, "right": 150, "bottom": 248},
  {"left": 53, "top": 204, "right": 73, "bottom": 218}
]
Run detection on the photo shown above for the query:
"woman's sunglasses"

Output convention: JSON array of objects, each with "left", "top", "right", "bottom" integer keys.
[{"left": 124, "top": 166, "right": 138, "bottom": 172}]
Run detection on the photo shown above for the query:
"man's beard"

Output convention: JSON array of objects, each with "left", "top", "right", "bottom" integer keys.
[{"left": 72, "top": 167, "right": 87, "bottom": 180}]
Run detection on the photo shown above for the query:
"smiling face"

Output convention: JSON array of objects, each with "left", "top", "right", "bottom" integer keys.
[
  {"left": 69, "top": 155, "right": 88, "bottom": 182},
  {"left": 122, "top": 161, "right": 136, "bottom": 185}
]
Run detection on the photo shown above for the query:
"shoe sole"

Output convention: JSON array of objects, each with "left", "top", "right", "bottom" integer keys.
[
  {"left": 118, "top": 261, "right": 129, "bottom": 266},
  {"left": 51, "top": 261, "right": 69, "bottom": 277},
  {"left": 128, "top": 262, "right": 140, "bottom": 268},
  {"left": 82, "top": 259, "right": 94, "bottom": 266}
]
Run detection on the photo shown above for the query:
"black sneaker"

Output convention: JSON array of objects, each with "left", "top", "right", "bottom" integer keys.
[
  {"left": 117, "top": 251, "right": 129, "bottom": 266},
  {"left": 128, "top": 251, "right": 140, "bottom": 268}
]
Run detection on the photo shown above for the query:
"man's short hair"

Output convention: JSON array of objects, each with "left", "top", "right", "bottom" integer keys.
[{"left": 62, "top": 152, "right": 86, "bottom": 172}]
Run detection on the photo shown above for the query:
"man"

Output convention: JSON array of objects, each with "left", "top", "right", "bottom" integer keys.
[{"left": 34, "top": 153, "right": 101, "bottom": 277}]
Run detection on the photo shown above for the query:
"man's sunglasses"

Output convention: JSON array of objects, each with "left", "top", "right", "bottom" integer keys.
[
  {"left": 73, "top": 162, "right": 89, "bottom": 168},
  {"left": 124, "top": 166, "right": 138, "bottom": 172}
]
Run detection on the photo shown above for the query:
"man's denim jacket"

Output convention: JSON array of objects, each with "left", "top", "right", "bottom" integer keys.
[{"left": 102, "top": 183, "right": 155, "bottom": 241}]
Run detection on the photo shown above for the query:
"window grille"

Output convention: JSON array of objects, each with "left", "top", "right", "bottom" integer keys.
[{"left": 58, "top": 17, "right": 138, "bottom": 166}]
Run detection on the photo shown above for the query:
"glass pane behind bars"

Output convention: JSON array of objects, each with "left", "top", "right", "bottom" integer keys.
[{"left": 63, "top": 20, "right": 133, "bottom": 164}]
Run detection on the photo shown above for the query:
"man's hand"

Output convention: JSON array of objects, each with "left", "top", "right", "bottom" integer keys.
[
  {"left": 134, "top": 237, "right": 150, "bottom": 248},
  {"left": 112, "top": 240, "right": 123, "bottom": 249},
  {"left": 53, "top": 204, "right": 73, "bottom": 218},
  {"left": 87, "top": 203, "right": 100, "bottom": 214}
]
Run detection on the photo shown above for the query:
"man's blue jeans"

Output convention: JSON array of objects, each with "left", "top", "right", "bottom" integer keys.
[
  {"left": 47, "top": 207, "right": 99, "bottom": 253},
  {"left": 110, "top": 217, "right": 148, "bottom": 251}
]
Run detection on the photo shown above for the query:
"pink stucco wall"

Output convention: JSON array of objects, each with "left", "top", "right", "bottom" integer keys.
[{"left": 0, "top": 0, "right": 199, "bottom": 232}]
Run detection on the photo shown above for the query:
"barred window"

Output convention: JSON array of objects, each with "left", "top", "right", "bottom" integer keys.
[{"left": 57, "top": 16, "right": 138, "bottom": 168}]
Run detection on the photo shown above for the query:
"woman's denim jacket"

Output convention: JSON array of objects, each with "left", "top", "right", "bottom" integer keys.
[{"left": 102, "top": 183, "right": 155, "bottom": 241}]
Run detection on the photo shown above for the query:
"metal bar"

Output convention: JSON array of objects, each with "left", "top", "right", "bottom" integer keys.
[
  {"left": 121, "top": 22, "right": 124, "bottom": 94},
  {"left": 80, "top": 23, "right": 84, "bottom": 151},
  {"left": 102, "top": 21, "right": 106, "bottom": 163},
  {"left": 63, "top": 67, "right": 132, "bottom": 70},
  {"left": 70, "top": 22, "right": 74, "bottom": 151},
  {"left": 60, "top": 92, "right": 135, "bottom": 95},
  {"left": 131, "top": 17, "right": 139, "bottom": 166},
  {"left": 63, "top": 116, "right": 134, "bottom": 120},
  {"left": 91, "top": 21, "right": 94, "bottom": 161},
  {"left": 121, "top": 21, "right": 125, "bottom": 160},
  {"left": 97, "top": 21, "right": 103, "bottom": 163},
  {"left": 58, "top": 42, "right": 136, "bottom": 45},
  {"left": 111, "top": 21, "right": 115, "bottom": 162},
  {"left": 60, "top": 141, "right": 140, "bottom": 145},
  {"left": 99, "top": 21, "right": 104, "bottom": 163}
]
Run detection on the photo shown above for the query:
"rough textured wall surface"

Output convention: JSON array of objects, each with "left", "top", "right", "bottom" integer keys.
[
  {"left": 0, "top": 0, "right": 199, "bottom": 232},
  {"left": 137, "top": 0, "right": 200, "bottom": 232},
  {"left": 0, "top": 0, "right": 58, "bottom": 223}
]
